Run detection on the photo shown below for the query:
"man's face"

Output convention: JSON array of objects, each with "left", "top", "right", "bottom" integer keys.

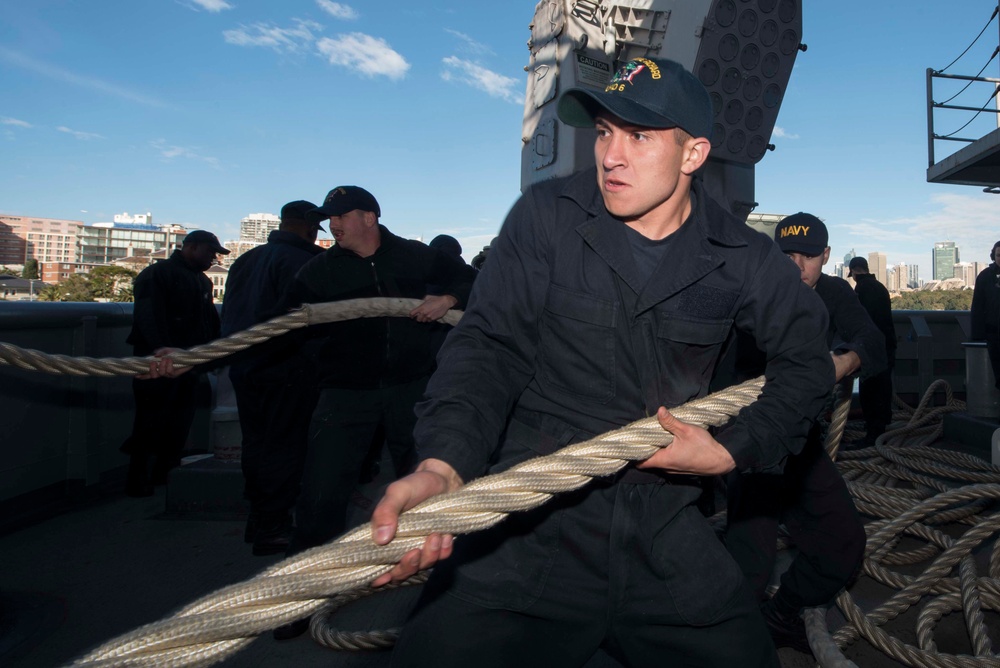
[
  {"left": 328, "top": 209, "right": 369, "bottom": 252},
  {"left": 785, "top": 247, "right": 830, "bottom": 289},
  {"left": 593, "top": 113, "right": 687, "bottom": 227},
  {"left": 189, "top": 243, "right": 219, "bottom": 271}
]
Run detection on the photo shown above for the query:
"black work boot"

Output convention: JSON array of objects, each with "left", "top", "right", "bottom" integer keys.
[
  {"left": 252, "top": 513, "right": 293, "bottom": 556},
  {"left": 243, "top": 512, "right": 257, "bottom": 544},
  {"left": 759, "top": 598, "right": 811, "bottom": 655},
  {"left": 125, "top": 454, "right": 154, "bottom": 497}
]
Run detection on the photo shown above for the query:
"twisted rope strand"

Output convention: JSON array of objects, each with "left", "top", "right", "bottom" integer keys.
[
  {"left": 69, "top": 376, "right": 767, "bottom": 667},
  {"left": 0, "top": 298, "right": 460, "bottom": 376},
  {"left": 12, "top": 298, "right": 995, "bottom": 667}
]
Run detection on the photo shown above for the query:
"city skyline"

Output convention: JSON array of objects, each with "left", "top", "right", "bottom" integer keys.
[
  {"left": 0, "top": 206, "right": 989, "bottom": 292},
  {"left": 1, "top": 2, "right": 999, "bottom": 267}
]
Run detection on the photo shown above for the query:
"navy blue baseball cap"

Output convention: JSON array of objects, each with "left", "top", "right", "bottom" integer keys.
[
  {"left": 182, "top": 230, "right": 230, "bottom": 255},
  {"left": 775, "top": 212, "right": 828, "bottom": 256},
  {"left": 312, "top": 186, "right": 381, "bottom": 218},
  {"left": 281, "top": 200, "right": 326, "bottom": 232},
  {"left": 557, "top": 57, "right": 713, "bottom": 139}
]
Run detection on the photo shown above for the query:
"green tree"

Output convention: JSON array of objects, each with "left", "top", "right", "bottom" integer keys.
[
  {"left": 89, "top": 266, "right": 137, "bottom": 302},
  {"left": 21, "top": 259, "right": 39, "bottom": 280},
  {"left": 37, "top": 284, "right": 62, "bottom": 301},
  {"left": 39, "top": 273, "right": 94, "bottom": 302},
  {"left": 892, "top": 289, "right": 973, "bottom": 311}
]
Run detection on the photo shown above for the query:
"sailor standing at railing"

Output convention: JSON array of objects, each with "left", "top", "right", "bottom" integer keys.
[
  {"left": 369, "top": 57, "right": 834, "bottom": 667},
  {"left": 122, "top": 230, "right": 229, "bottom": 497}
]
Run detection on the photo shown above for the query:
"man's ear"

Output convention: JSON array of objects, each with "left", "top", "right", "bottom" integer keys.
[{"left": 681, "top": 135, "right": 711, "bottom": 175}]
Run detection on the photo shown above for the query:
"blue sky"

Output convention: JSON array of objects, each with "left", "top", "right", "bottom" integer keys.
[{"left": 1, "top": 1, "right": 998, "bottom": 273}]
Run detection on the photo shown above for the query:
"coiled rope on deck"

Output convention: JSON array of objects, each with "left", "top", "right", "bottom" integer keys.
[{"left": 815, "top": 383, "right": 1000, "bottom": 668}]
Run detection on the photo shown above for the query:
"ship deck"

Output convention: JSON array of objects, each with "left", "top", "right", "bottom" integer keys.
[{"left": 3, "top": 426, "right": 997, "bottom": 668}]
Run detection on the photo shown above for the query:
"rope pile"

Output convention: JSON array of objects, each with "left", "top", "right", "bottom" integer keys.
[
  {"left": 810, "top": 381, "right": 1000, "bottom": 667},
  {"left": 2, "top": 297, "right": 991, "bottom": 667}
]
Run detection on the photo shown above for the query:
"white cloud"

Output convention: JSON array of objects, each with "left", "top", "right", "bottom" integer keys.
[
  {"left": 316, "top": 34, "right": 410, "bottom": 80},
  {"left": 316, "top": 1, "right": 358, "bottom": 20},
  {"left": 57, "top": 126, "right": 105, "bottom": 140},
  {"left": 445, "top": 29, "right": 494, "bottom": 56},
  {"left": 223, "top": 20, "right": 321, "bottom": 53},
  {"left": 150, "top": 139, "right": 221, "bottom": 169},
  {"left": 186, "top": 0, "right": 233, "bottom": 12},
  {"left": 1, "top": 117, "right": 32, "bottom": 128},
  {"left": 441, "top": 56, "right": 524, "bottom": 105},
  {"left": 0, "top": 47, "right": 166, "bottom": 108},
  {"left": 772, "top": 126, "right": 799, "bottom": 140},
  {"left": 834, "top": 192, "right": 1000, "bottom": 269}
]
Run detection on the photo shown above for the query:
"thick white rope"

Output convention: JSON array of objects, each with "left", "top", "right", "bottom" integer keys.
[
  {"left": 8, "top": 297, "right": 991, "bottom": 667},
  {"left": 67, "top": 374, "right": 767, "bottom": 667}
]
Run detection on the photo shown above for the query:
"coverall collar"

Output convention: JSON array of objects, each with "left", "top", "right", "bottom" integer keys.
[{"left": 560, "top": 170, "right": 749, "bottom": 314}]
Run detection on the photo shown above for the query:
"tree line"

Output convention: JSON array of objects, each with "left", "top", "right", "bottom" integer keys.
[
  {"left": 36, "top": 266, "right": 138, "bottom": 302},
  {"left": 891, "top": 289, "right": 973, "bottom": 311},
  {"left": 0, "top": 262, "right": 979, "bottom": 309}
]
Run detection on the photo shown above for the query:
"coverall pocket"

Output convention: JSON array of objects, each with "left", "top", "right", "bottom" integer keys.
[
  {"left": 653, "top": 507, "right": 744, "bottom": 627},
  {"left": 656, "top": 316, "right": 733, "bottom": 393},
  {"left": 539, "top": 284, "right": 617, "bottom": 403},
  {"left": 446, "top": 416, "right": 574, "bottom": 611}
]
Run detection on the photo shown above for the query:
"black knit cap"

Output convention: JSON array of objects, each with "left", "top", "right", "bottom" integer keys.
[{"left": 557, "top": 57, "right": 712, "bottom": 139}]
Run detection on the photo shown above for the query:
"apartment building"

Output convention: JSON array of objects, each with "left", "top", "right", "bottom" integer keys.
[{"left": 0, "top": 214, "right": 83, "bottom": 265}]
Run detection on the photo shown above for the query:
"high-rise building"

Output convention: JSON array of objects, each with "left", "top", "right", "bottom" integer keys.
[
  {"left": 843, "top": 248, "right": 856, "bottom": 266},
  {"left": 886, "top": 262, "right": 910, "bottom": 292},
  {"left": 955, "top": 262, "right": 977, "bottom": 287},
  {"left": 933, "top": 241, "right": 959, "bottom": 280},
  {"left": 239, "top": 213, "right": 280, "bottom": 244},
  {"left": 0, "top": 214, "right": 83, "bottom": 265},
  {"left": 868, "top": 251, "right": 887, "bottom": 287},
  {"left": 909, "top": 264, "right": 920, "bottom": 288}
]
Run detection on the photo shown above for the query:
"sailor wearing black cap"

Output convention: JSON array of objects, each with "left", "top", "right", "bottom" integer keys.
[
  {"left": 724, "top": 213, "right": 879, "bottom": 654},
  {"left": 369, "top": 57, "right": 834, "bottom": 666},
  {"left": 273, "top": 186, "right": 478, "bottom": 591},
  {"left": 220, "top": 200, "right": 327, "bottom": 556},
  {"left": 972, "top": 242, "right": 1000, "bottom": 390},
  {"left": 123, "top": 229, "right": 230, "bottom": 497},
  {"left": 847, "top": 255, "right": 897, "bottom": 445}
]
